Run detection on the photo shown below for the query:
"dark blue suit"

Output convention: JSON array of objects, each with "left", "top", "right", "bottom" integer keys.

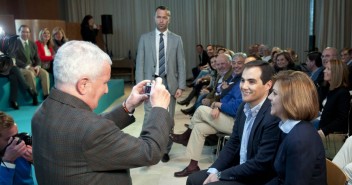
[
  {"left": 266, "top": 121, "right": 327, "bottom": 185},
  {"left": 187, "top": 98, "right": 281, "bottom": 185}
]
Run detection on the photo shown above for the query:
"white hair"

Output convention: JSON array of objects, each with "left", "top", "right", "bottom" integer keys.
[{"left": 53, "top": 41, "right": 111, "bottom": 86}]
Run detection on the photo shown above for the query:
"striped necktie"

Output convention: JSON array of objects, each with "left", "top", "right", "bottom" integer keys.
[{"left": 159, "top": 33, "right": 165, "bottom": 77}]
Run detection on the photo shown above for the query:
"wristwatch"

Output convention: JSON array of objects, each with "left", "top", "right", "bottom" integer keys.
[{"left": 216, "top": 171, "right": 221, "bottom": 180}]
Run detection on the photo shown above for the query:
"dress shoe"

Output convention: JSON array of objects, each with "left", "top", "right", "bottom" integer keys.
[
  {"left": 32, "top": 96, "right": 38, "bottom": 106},
  {"left": 174, "top": 166, "right": 200, "bottom": 177},
  {"left": 161, "top": 153, "right": 170, "bottom": 163},
  {"left": 10, "top": 101, "right": 19, "bottom": 110},
  {"left": 181, "top": 107, "right": 195, "bottom": 115},
  {"left": 177, "top": 100, "right": 190, "bottom": 106},
  {"left": 187, "top": 83, "right": 194, "bottom": 88},
  {"left": 170, "top": 128, "right": 192, "bottom": 146},
  {"left": 43, "top": 95, "right": 49, "bottom": 100}
]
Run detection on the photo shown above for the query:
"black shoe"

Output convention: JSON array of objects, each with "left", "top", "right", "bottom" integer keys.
[
  {"left": 10, "top": 101, "right": 19, "bottom": 110},
  {"left": 161, "top": 153, "right": 170, "bottom": 163},
  {"left": 43, "top": 95, "right": 49, "bottom": 100},
  {"left": 177, "top": 100, "right": 190, "bottom": 106},
  {"left": 32, "top": 96, "right": 38, "bottom": 106},
  {"left": 187, "top": 83, "right": 194, "bottom": 88},
  {"left": 181, "top": 107, "right": 195, "bottom": 115}
]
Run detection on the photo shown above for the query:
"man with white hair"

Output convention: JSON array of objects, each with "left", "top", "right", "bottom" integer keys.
[
  {"left": 32, "top": 41, "right": 173, "bottom": 185},
  {"left": 322, "top": 47, "right": 338, "bottom": 67}
]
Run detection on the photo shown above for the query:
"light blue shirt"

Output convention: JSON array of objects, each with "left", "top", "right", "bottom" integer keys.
[
  {"left": 239, "top": 100, "right": 265, "bottom": 164},
  {"left": 279, "top": 119, "right": 300, "bottom": 134}
]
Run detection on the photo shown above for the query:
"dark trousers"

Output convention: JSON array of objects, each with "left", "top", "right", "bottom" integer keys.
[
  {"left": 0, "top": 66, "right": 30, "bottom": 102},
  {"left": 187, "top": 170, "right": 246, "bottom": 185}
]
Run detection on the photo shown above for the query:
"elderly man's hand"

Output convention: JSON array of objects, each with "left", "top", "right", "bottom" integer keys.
[
  {"left": 149, "top": 77, "right": 170, "bottom": 109},
  {"left": 124, "top": 80, "right": 151, "bottom": 111}
]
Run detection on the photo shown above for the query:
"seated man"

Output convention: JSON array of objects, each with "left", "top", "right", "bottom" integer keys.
[
  {"left": 14, "top": 25, "right": 50, "bottom": 103},
  {"left": 187, "top": 61, "right": 281, "bottom": 185},
  {"left": 0, "top": 111, "right": 34, "bottom": 185},
  {"left": 171, "top": 53, "right": 244, "bottom": 177}
]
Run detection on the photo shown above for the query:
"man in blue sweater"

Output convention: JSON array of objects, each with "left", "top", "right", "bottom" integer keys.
[
  {"left": 0, "top": 111, "right": 34, "bottom": 185},
  {"left": 171, "top": 53, "right": 245, "bottom": 177}
]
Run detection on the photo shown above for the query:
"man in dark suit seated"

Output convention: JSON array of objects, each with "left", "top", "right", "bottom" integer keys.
[
  {"left": 187, "top": 61, "right": 281, "bottom": 185},
  {"left": 14, "top": 25, "right": 50, "bottom": 104},
  {"left": 31, "top": 41, "right": 173, "bottom": 185},
  {"left": 191, "top": 44, "right": 210, "bottom": 80}
]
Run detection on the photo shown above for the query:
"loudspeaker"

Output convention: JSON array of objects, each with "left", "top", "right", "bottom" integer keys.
[{"left": 101, "top": 15, "right": 113, "bottom": 34}]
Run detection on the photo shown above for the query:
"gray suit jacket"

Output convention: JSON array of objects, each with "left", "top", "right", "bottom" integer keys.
[
  {"left": 32, "top": 88, "right": 173, "bottom": 185},
  {"left": 14, "top": 39, "right": 41, "bottom": 68},
  {"left": 135, "top": 30, "right": 186, "bottom": 95}
]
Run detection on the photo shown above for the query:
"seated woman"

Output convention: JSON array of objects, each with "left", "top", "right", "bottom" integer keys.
[
  {"left": 35, "top": 28, "right": 54, "bottom": 73},
  {"left": 333, "top": 136, "right": 352, "bottom": 184},
  {"left": 52, "top": 27, "right": 68, "bottom": 53},
  {"left": 318, "top": 59, "right": 350, "bottom": 137},
  {"left": 273, "top": 51, "right": 299, "bottom": 73},
  {"left": 266, "top": 70, "right": 326, "bottom": 184}
]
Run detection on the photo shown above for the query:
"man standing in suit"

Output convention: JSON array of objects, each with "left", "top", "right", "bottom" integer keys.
[
  {"left": 14, "top": 25, "right": 49, "bottom": 104},
  {"left": 32, "top": 41, "right": 173, "bottom": 185},
  {"left": 136, "top": 5, "right": 186, "bottom": 162},
  {"left": 187, "top": 61, "right": 281, "bottom": 185}
]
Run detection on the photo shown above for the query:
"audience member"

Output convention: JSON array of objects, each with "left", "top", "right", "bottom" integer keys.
[
  {"left": 14, "top": 25, "right": 49, "bottom": 102},
  {"left": 80, "top": 15, "right": 99, "bottom": 44},
  {"left": 31, "top": 41, "right": 173, "bottom": 185},
  {"left": 0, "top": 111, "right": 34, "bottom": 185},
  {"left": 191, "top": 44, "right": 210, "bottom": 79},
  {"left": 333, "top": 136, "right": 352, "bottom": 184},
  {"left": 51, "top": 27, "right": 68, "bottom": 53},
  {"left": 273, "top": 51, "right": 298, "bottom": 73},
  {"left": 187, "top": 61, "right": 281, "bottom": 185},
  {"left": 340, "top": 48, "right": 352, "bottom": 64},
  {"left": 0, "top": 34, "right": 36, "bottom": 109},
  {"left": 322, "top": 47, "right": 338, "bottom": 67},
  {"left": 35, "top": 28, "right": 54, "bottom": 73},
  {"left": 201, "top": 54, "right": 233, "bottom": 107},
  {"left": 181, "top": 55, "right": 218, "bottom": 115},
  {"left": 317, "top": 59, "right": 350, "bottom": 138},
  {"left": 259, "top": 44, "right": 271, "bottom": 62},
  {"left": 171, "top": 53, "right": 243, "bottom": 177},
  {"left": 266, "top": 70, "right": 326, "bottom": 185},
  {"left": 135, "top": 6, "right": 186, "bottom": 162},
  {"left": 306, "top": 51, "right": 324, "bottom": 88},
  {"left": 206, "top": 44, "right": 215, "bottom": 57}
]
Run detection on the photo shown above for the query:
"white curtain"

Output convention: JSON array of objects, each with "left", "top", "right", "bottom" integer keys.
[{"left": 65, "top": 0, "right": 351, "bottom": 79}]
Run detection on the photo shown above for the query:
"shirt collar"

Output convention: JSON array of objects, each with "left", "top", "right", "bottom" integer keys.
[
  {"left": 19, "top": 37, "right": 28, "bottom": 45},
  {"left": 243, "top": 98, "right": 266, "bottom": 118},
  {"left": 279, "top": 119, "right": 301, "bottom": 133},
  {"left": 156, "top": 29, "right": 168, "bottom": 36}
]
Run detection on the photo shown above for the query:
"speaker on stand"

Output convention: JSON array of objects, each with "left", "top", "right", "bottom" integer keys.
[{"left": 101, "top": 14, "right": 113, "bottom": 58}]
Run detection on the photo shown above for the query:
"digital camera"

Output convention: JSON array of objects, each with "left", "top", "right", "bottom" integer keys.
[
  {"left": 145, "top": 82, "right": 152, "bottom": 95},
  {"left": 14, "top": 132, "right": 32, "bottom": 146}
]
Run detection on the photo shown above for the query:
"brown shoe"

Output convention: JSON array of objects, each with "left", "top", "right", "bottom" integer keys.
[
  {"left": 174, "top": 166, "right": 200, "bottom": 177},
  {"left": 170, "top": 128, "right": 192, "bottom": 146}
]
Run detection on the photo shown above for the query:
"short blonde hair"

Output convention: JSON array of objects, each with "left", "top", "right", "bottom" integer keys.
[
  {"left": 273, "top": 70, "right": 319, "bottom": 121},
  {"left": 327, "top": 59, "right": 349, "bottom": 90},
  {"left": 0, "top": 111, "right": 14, "bottom": 137}
]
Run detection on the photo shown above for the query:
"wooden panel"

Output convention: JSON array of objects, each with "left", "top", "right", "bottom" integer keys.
[{"left": 0, "top": 15, "right": 16, "bottom": 35}]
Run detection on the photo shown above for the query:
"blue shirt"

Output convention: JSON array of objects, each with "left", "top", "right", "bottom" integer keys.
[{"left": 239, "top": 100, "right": 265, "bottom": 164}]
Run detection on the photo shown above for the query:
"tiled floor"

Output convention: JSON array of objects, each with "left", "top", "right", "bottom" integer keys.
[{"left": 105, "top": 83, "right": 214, "bottom": 185}]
